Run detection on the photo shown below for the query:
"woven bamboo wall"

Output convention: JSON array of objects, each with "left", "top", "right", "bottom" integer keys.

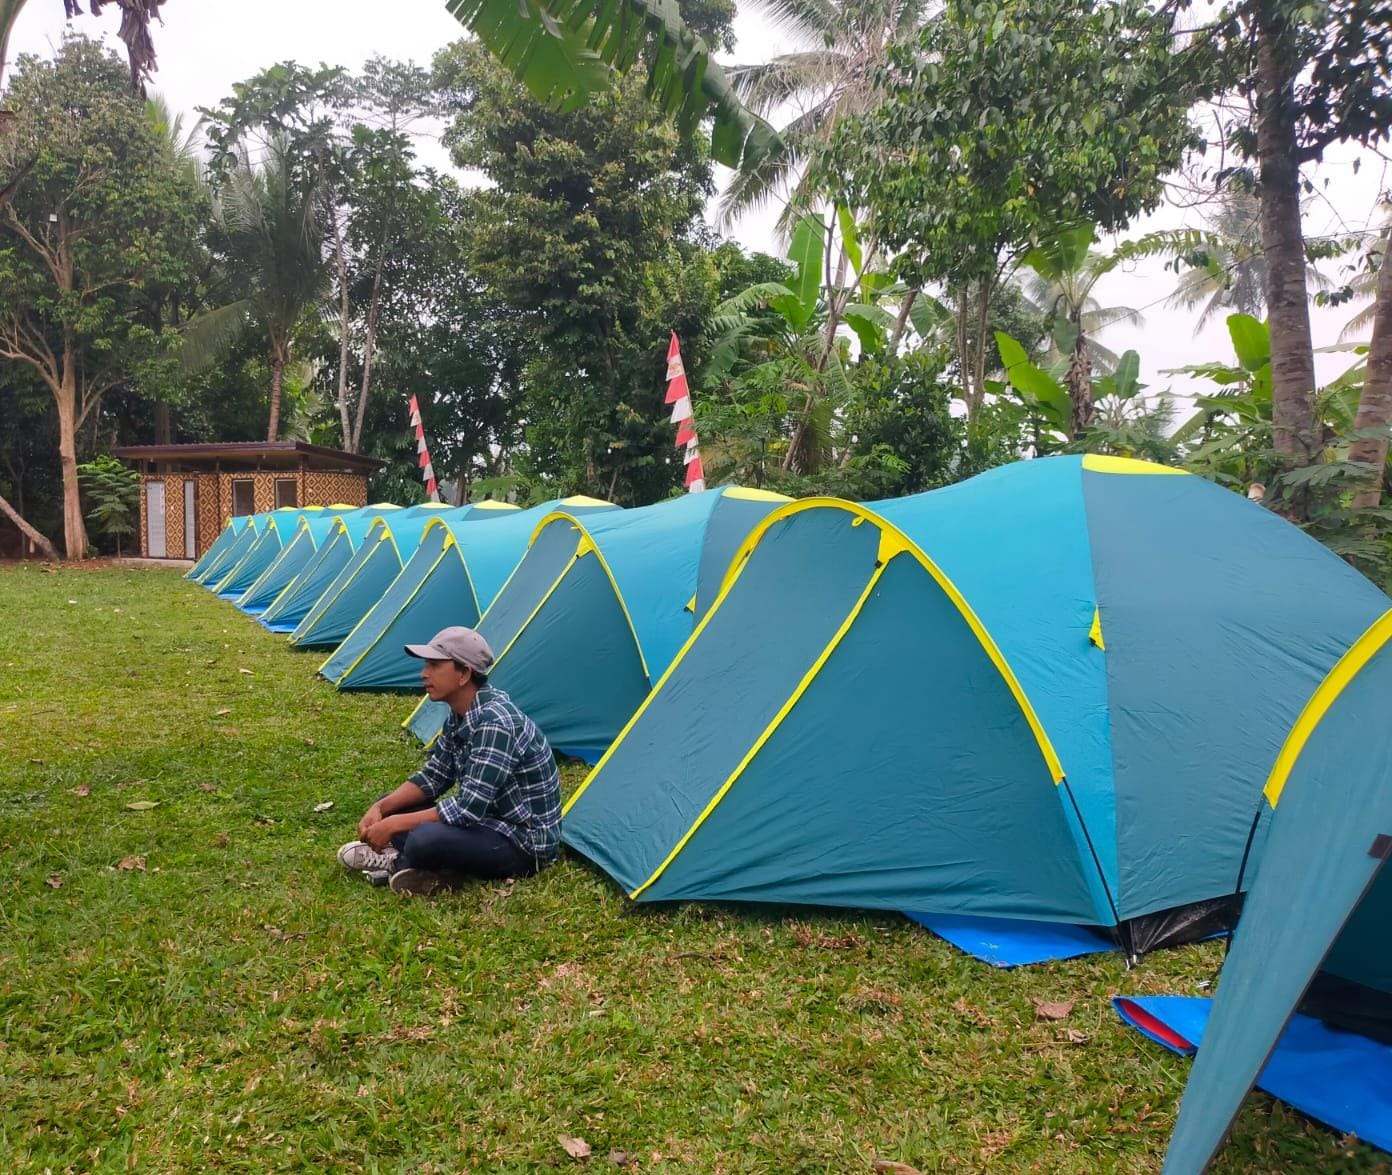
[{"left": 305, "top": 471, "right": 368, "bottom": 507}]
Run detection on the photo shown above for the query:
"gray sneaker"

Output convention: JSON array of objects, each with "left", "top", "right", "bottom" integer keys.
[
  {"left": 337, "top": 840, "right": 399, "bottom": 874},
  {"left": 388, "top": 867, "right": 447, "bottom": 897}
]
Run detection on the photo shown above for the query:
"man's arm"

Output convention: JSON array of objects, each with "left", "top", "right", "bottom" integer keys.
[
  {"left": 357, "top": 779, "right": 431, "bottom": 838},
  {"left": 361, "top": 787, "right": 439, "bottom": 849}
]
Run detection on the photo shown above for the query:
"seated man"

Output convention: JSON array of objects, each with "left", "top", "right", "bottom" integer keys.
[{"left": 336, "top": 626, "right": 562, "bottom": 896}]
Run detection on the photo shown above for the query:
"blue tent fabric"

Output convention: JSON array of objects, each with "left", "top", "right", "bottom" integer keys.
[
  {"left": 1149, "top": 610, "right": 1392, "bottom": 1172},
  {"left": 322, "top": 498, "right": 613, "bottom": 691},
  {"left": 290, "top": 504, "right": 450, "bottom": 649},
  {"left": 257, "top": 507, "right": 380, "bottom": 632},
  {"left": 908, "top": 914, "right": 1116, "bottom": 967},
  {"left": 209, "top": 509, "right": 306, "bottom": 596},
  {"left": 236, "top": 510, "right": 339, "bottom": 613},
  {"left": 193, "top": 513, "right": 268, "bottom": 586},
  {"left": 186, "top": 514, "right": 252, "bottom": 580},
  {"left": 560, "top": 456, "right": 1390, "bottom": 942},
  {"left": 403, "top": 487, "right": 786, "bottom": 753},
  {"left": 1115, "top": 996, "right": 1392, "bottom": 1157}
]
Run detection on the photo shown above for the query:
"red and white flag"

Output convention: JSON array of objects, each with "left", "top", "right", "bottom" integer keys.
[
  {"left": 666, "top": 333, "right": 704, "bottom": 492},
  {"left": 408, "top": 395, "right": 440, "bottom": 502}
]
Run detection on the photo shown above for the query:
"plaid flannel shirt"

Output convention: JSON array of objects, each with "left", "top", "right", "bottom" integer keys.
[{"left": 408, "top": 686, "right": 561, "bottom": 861}]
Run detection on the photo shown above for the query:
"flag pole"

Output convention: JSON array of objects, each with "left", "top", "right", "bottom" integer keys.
[
  {"left": 408, "top": 395, "right": 441, "bottom": 502},
  {"left": 665, "top": 332, "right": 705, "bottom": 492}
]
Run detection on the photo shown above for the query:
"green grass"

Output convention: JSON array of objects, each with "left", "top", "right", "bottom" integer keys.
[{"left": 0, "top": 562, "right": 1385, "bottom": 1174}]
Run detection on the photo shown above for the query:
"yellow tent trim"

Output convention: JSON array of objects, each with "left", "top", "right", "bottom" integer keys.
[
  {"left": 469, "top": 500, "right": 519, "bottom": 511},
  {"left": 1081, "top": 454, "right": 1187, "bottom": 476},
  {"left": 1089, "top": 608, "right": 1105, "bottom": 651},
  {"left": 559, "top": 495, "right": 614, "bottom": 508},
  {"left": 629, "top": 557, "right": 893, "bottom": 898},
  {"left": 713, "top": 498, "right": 1065, "bottom": 784},
  {"left": 723, "top": 486, "right": 791, "bottom": 502},
  {"left": 1264, "top": 608, "right": 1392, "bottom": 808}
]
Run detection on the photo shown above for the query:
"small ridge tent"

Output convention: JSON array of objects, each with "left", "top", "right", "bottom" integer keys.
[
  {"left": 257, "top": 506, "right": 385, "bottom": 633},
  {"left": 322, "top": 497, "right": 615, "bottom": 691},
  {"left": 289, "top": 503, "right": 454, "bottom": 649},
  {"left": 192, "top": 512, "right": 269, "bottom": 586},
  {"left": 236, "top": 509, "right": 350, "bottom": 614},
  {"left": 403, "top": 487, "right": 788, "bottom": 760},
  {"left": 561, "top": 456, "right": 1391, "bottom": 956},
  {"left": 186, "top": 514, "right": 254, "bottom": 580},
  {"left": 208, "top": 508, "right": 315, "bottom": 598},
  {"left": 1146, "top": 610, "right": 1392, "bottom": 1171}
]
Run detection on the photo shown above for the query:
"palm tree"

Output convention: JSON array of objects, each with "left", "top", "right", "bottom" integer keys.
[
  {"left": 1021, "top": 227, "right": 1143, "bottom": 436},
  {"left": 1339, "top": 203, "right": 1389, "bottom": 342},
  {"left": 718, "top": 0, "right": 927, "bottom": 229},
  {"left": 1164, "top": 186, "right": 1331, "bottom": 330},
  {"left": 182, "top": 136, "right": 331, "bottom": 440}
]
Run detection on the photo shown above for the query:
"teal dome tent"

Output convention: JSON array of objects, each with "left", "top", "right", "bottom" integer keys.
[
  {"left": 208, "top": 508, "right": 310, "bottom": 598},
  {"left": 322, "top": 497, "right": 616, "bottom": 691},
  {"left": 403, "top": 487, "right": 788, "bottom": 761},
  {"left": 235, "top": 508, "right": 342, "bottom": 613},
  {"left": 192, "top": 511, "right": 269, "bottom": 587},
  {"left": 258, "top": 506, "right": 384, "bottom": 633},
  {"left": 289, "top": 503, "right": 454, "bottom": 649},
  {"left": 561, "top": 456, "right": 1390, "bottom": 957},
  {"left": 186, "top": 513, "right": 255, "bottom": 581},
  {"left": 1123, "top": 610, "right": 1392, "bottom": 1170}
]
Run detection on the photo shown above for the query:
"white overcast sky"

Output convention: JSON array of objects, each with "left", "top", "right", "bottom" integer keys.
[{"left": 8, "top": 0, "right": 1390, "bottom": 406}]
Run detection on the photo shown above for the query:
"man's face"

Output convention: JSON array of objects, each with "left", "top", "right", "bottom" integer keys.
[{"left": 420, "top": 657, "right": 469, "bottom": 700}]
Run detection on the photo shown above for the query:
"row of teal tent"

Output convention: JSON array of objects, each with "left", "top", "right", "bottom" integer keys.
[{"left": 187, "top": 456, "right": 1391, "bottom": 1171}]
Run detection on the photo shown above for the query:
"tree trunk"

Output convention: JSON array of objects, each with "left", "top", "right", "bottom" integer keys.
[
  {"left": 1348, "top": 249, "right": 1392, "bottom": 508},
  {"left": 0, "top": 490, "right": 60, "bottom": 560},
  {"left": 154, "top": 397, "right": 171, "bottom": 444},
  {"left": 1067, "top": 323, "right": 1094, "bottom": 439},
  {"left": 954, "top": 285, "right": 975, "bottom": 419},
  {"left": 1255, "top": 3, "right": 1318, "bottom": 507},
  {"left": 889, "top": 288, "right": 918, "bottom": 351},
  {"left": 55, "top": 376, "right": 88, "bottom": 558},
  {"left": 267, "top": 351, "right": 285, "bottom": 441},
  {"left": 329, "top": 201, "right": 354, "bottom": 451},
  {"left": 352, "top": 200, "right": 396, "bottom": 454}
]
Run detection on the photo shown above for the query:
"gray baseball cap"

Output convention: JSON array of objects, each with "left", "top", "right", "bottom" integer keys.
[{"left": 404, "top": 626, "right": 495, "bottom": 675}]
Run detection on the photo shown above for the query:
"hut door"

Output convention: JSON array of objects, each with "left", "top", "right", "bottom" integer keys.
[
  {"left": 183, "top": 480, "right": 196, "bottom": 558},
  {"left": 147, "top": 481, "right": 167, "bottom": 558}
]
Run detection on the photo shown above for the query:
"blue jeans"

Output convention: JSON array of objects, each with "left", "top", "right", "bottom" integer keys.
[{"left": 389, "top": 808, "right": 540, "bottom": 880}]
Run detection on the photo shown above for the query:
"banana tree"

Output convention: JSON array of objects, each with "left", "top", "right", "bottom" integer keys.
[
  {"left": 704, "top": 209, "right": 912, "bottom": 478},
  {"left": 994, "top": 329, "right": 1152, "bottom": 453},
  {"left": 443, "top": 0, "right": 779, "bottom": 171}
]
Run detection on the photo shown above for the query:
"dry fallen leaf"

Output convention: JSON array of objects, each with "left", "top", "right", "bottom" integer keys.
[
  {"left": 558, "top": 1134, "right": 592, "bottom": 1159},
  {"left": 45, "top": 874, "right": 64, "bottom": 889},
  {"left": 238, "top": 668, "right": 254, "bottom": 676},
  {"left": 213, "top": 833, "right": 230, "bottom": 847},
  {"left": 1032, "top": 998, "right": 1076, "bottom": 1021},
  {"left": 313, "top": 801, "right": 334, "bottom": 812},
  {"left": 199, "top": 783, "right": 218, "bottom": 792},
  {"left": 873, "top": 1161, "right": 924, "bottom": 1174},
  {"left": 608, "top": 1152, "right": 632, "bottom": 1167},
  {"left": 117, "top": 855, "right": 146, "bottom": 871},
  {"left": 125, "top": 801, "right": 159, "bottom": 811},
  {"left": 304, "top": 738, "right": 315, "bottom": 746},
  {"left": 1061, "top": 1027, "right": 1089, "bottom": 1044},
  {"left": 71, "top": 784, "right": 90, "bottom": 797},
  {"left": 215, "top": 708, "right": 232, "bottom": 717}
]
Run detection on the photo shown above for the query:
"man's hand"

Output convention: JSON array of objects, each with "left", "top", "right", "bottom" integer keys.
[
  {"left": 358, "top": 800, "right": 384, "bottom": 839},
  {"left": 362, "top": 815, "right": 398, "bottom": 850}
]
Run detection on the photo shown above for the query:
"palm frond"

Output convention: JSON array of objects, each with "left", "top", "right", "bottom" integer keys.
[
  {"left": 179, "top": 300, "right": 252, "bottom": 373},
  {"left": 443, "top": 0, "right": 780, "bottom": 171}
]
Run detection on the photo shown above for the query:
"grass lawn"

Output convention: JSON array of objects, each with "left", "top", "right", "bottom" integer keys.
[{"left": 0, "top": 562, "right": 1386, "bottom": 1174}]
